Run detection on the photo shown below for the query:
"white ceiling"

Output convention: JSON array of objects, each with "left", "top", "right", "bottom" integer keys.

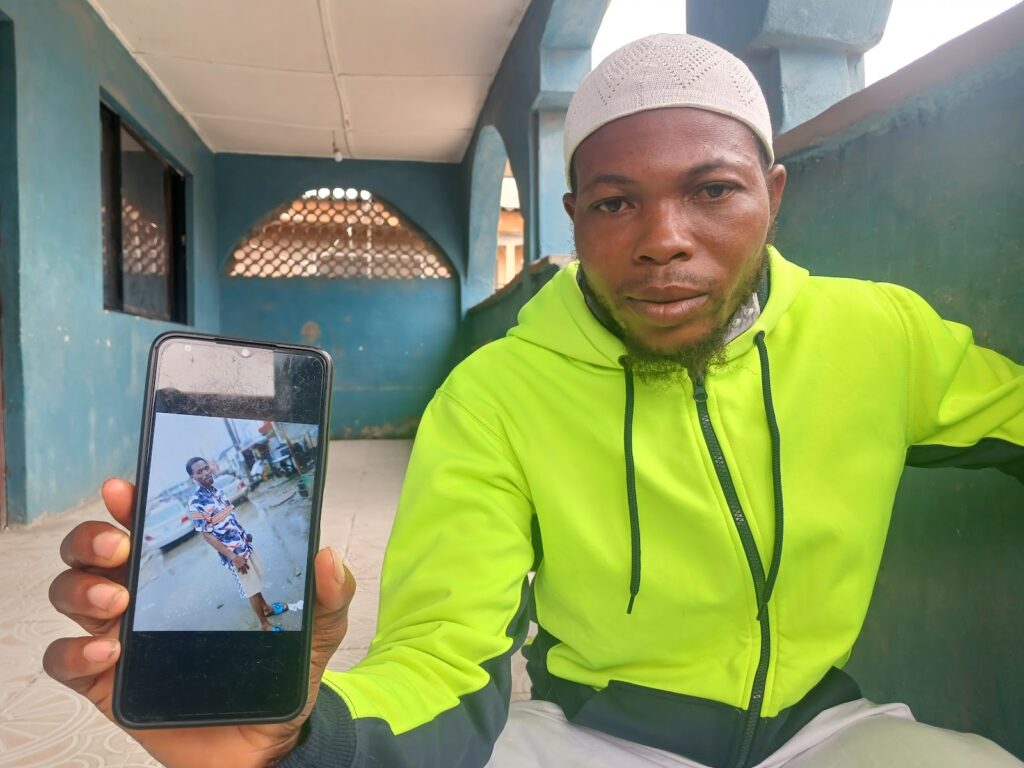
[{"left": 86, "top": 0, "right": 531, "bottom": 163}]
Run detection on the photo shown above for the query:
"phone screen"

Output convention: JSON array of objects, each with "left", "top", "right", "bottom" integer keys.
[{"left": 114, "top": 334, "right": 331, "bottom": 727}]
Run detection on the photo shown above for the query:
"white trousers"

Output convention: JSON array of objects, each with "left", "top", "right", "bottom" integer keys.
[{"left": 487, "top": 699, "right": 1022, "bottom": 768}]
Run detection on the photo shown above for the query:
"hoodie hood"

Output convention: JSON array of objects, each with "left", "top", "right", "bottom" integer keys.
[{"left": 508, "top": 246, "right": 810, "bottom": 369}]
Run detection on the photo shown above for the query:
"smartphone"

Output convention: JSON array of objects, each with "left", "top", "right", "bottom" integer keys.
[{"left": 113, "top": 332, "right": 332, "bottom": 728}]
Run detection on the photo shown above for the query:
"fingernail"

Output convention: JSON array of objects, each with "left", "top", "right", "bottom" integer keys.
[
  {"left": 86, "top": 583, "right": 126, "bottom": 611},
  {"left": 83, "top": 639, "right": 119, "bottom": 663},
  {"left": 92, "top": 531, "right": 124, "bottom": 560},
  {"left": 330, "top": 548, "right": 346, "bottom": 586}
]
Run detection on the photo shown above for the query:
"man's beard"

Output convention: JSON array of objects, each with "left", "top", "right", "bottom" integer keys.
[{"left": 578, "top": 248, "right": 769, "bottom": 386}]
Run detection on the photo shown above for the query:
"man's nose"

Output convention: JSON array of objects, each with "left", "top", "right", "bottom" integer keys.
[{"left": 635, "top": 200, "right": 696, "bottom": 265}]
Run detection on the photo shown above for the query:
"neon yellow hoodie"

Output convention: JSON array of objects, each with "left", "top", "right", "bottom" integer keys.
[{"left": 285, "top": 248, "right": 1024, "bottom": 768}]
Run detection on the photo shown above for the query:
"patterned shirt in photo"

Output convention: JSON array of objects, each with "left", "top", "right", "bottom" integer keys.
[{"left": 188, "top": 484, "right": 253, "bottom": 567}]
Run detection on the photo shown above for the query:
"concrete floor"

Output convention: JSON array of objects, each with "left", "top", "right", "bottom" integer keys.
[{"left": 0, "top": 440, "right": 530, "bottom": 767}]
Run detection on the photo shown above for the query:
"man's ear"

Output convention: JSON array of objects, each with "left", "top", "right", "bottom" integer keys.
[
  {"left": 563, "top": 192, "right": 577, "bottom": 221},
  {"left": 766, "top": 163, "right": 787, "bottom": 220}
]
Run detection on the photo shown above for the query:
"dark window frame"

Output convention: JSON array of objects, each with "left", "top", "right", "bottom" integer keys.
[{"left": 100, "top": 103, "right": 188, "bottom": 323}]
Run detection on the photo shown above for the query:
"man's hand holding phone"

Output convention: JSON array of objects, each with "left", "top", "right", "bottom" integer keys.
[{"left": 43, "top": 477, "right": 356, "bottom": 768}]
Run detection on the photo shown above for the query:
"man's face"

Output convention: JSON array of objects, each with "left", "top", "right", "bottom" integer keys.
[
  {"left": 191, "top": 460, "right": 214, "bottom": 488},
  {"left": 564, "top": 107, "right": 786, "bottom": 369}
]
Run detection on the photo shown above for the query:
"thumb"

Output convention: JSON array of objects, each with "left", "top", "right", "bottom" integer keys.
[{"left": 307, "top": 547, "right": 356, "bottom": 692}]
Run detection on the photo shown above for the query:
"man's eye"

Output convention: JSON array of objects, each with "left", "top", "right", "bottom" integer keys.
[
  {"left": 595, "top": 198, "right": 626, "bottom": 213},
  {"left": 702, "top": 184, "right": 732, "bottom": 199}
]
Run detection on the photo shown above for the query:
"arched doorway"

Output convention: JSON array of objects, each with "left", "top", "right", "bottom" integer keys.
[
  {"left": 222, "top": 188, "right": 459, "bottom": 438},
  {"left": 495, "top": 162, "right": 524, "bottom": 291}
]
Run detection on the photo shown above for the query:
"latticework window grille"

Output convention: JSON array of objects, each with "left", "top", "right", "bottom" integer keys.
[
  {"left": 121, "top": 202, "right": 168, "bottom": 275},
  {"left": 228, "top": 189, "right": 454, "bottom": 279}
]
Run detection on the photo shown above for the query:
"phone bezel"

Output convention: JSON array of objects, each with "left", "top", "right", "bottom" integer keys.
[{"left": 112, "top": 331, "right": 333, "bottom": 729}]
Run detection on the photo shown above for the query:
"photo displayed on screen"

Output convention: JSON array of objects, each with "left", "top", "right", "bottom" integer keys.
[{"left": 133, "top": 413, "right": 319, "bottom": 632}]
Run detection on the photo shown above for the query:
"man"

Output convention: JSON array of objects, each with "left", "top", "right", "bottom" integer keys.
[
  {"left": 185, "top": 456, "right": 285, "bottom": 632},
  {"left": 45, "top": 34, "right": 1023, "bottom": 768}
]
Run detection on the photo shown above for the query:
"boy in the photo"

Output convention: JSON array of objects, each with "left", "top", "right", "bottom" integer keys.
[{"left": 185, "top": 456, "right": 286, "bottom": 632}]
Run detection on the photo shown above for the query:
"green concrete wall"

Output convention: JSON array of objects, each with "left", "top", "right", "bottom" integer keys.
[
  {"left": 775, "top": 48, "right": 1024, "bottom": 757},
  {"left": 464, "top": 258, "right": 565, "bottom": 353}
]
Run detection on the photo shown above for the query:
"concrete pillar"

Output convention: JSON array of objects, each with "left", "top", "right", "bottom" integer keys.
[
  {"left": 688, "top": 0, "right": 893, "bottom": 132},
  {"left": 465, "top": 126, "right": 511, "bottom": 310},
  {"left": 529, "top": 0, "right": 607, "bottom": 260},
  {"left": 534, "top": 108, "right": 574, "bottom": 259}
]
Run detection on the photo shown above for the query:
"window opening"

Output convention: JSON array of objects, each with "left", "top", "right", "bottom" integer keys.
[
  {"left": 495, "top": 162, "right": 524, "bottom": 290},
  {"left": 227, "top": 189, "right": 453, "bottom": 279},
  {"left": 101, "top": 104, "right": 187, "bottom": 323},
  {"left": 864, "top": 0, "right": 1020, "bottom": 84}
]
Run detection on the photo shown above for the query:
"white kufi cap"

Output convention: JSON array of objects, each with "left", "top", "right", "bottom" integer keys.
[{"left": 564, "top": 33, "right": 774, "bottom": 187}]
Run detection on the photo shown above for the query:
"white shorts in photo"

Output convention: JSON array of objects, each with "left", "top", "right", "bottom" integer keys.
[{"left": 230, "top": 551, "right": 264, "bottom": 599}]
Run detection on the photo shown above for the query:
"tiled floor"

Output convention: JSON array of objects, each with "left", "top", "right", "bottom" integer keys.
[{"left": 0, "top": 440, "right": 530, "bottom": 767}]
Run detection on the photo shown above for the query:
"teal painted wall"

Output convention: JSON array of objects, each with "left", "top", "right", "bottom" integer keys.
[
  {"left": 215, "top": 154, "right": 465, "bottom": 438},
  {"left": 220, "top": 278, "right": 458, "bottom": 439},
  {"left": 775, "top": 49, "right": 1024, "bottom": 757},
  {"left": 0, "top": 0, "right": 219, "bottom": 523}
]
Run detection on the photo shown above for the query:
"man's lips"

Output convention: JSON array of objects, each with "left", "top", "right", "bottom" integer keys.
[
  {"left": 624, "top": 287, "right": 710, "bottom": 325},
  {"left": 629, "top": 285, "right": 706, "bottom": 302}
]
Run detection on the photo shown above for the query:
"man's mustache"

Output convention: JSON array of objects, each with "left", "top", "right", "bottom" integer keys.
[
  {"left": 592, "top": 244, "right": 771, "bottom": 297},
  {"left": 577, "top": 263, "right": 716, "bottom": 295},
  {"left": 616, "top": 271, "right": 718, "bottom": 295}
]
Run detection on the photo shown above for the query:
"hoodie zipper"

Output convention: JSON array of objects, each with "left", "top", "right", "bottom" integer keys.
[{"left": 693, "top": 377, "right": 770, "bottom": 768}]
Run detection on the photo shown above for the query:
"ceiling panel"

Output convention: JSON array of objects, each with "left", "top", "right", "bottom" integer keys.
[
  {"left": 194, "top": 116, "right": 337, "bottom": 157},
  {"left": 329, "top": 0, "right": 531, "bottom": 75},
  {"left": 92, "top": 0, "right": 331, "bottom": 72},
  {"left": 347, "top": 130, "right": 474, "bottom": 163},
  {"left": 339, "top": 76, "right": 490, "bottom": 133},
  {"left": 87, "top": 0, "right": 531, "bottom": 162},
  {"left": 140, "top": 55, "right": 341, "bottom": 127}
]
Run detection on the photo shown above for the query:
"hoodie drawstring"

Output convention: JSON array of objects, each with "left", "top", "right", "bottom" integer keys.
[
  {"left": 617, "top": 334, "right": 784, "bottom": 618},
  {"left": 754, "top": 331, "right": 784, "bottom": 619},
  {"left": 619, "top": 357, "right": 642, "bottom": 614}
]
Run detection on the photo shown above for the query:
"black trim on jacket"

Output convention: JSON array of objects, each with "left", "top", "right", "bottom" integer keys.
[
  {"left": 524, "top": 625, "right": 861, "bottom": 768},
  {"left": 907, "top": 438, "right": 1024, "bottom": 482}
]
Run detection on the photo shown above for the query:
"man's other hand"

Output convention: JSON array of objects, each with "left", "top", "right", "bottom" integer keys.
[
  {"left": 232, "top": 554, "right": 249, "bottom": 571},
  {"left": 44, "top": 478, "right": 356, "bottom": 768}
]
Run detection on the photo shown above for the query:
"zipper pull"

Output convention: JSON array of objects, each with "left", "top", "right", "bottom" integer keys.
[{"left": 693, "top": 377, "right": 708, "bottom": 403}]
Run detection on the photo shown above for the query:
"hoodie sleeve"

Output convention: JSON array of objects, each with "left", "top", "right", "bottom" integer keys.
[
  {"left": 280, "top": 387, "right": 535, "bottom": 767},
  {"left": 879, "top": 283, "right": 1024, "bottom": 481}
]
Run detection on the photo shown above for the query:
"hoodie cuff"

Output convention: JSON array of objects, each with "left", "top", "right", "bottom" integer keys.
[{"left": 278, "top": 683, "right": 357, "bottom": 767}]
